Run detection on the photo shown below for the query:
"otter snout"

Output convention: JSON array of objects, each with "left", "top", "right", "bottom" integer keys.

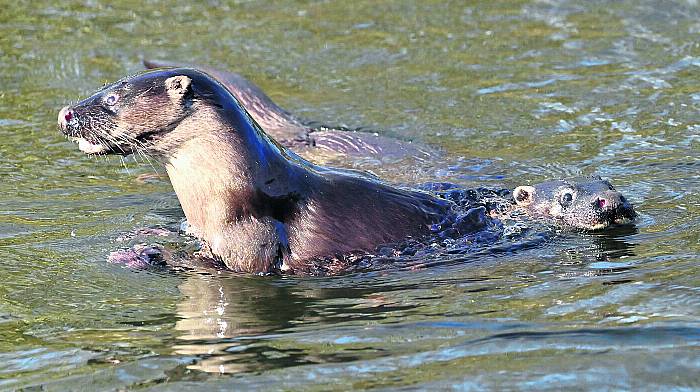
[
  {"left": 594, "top": 191, "right": 630, "bottom": 211},
  {"left": 58, "top": 106, "right": 76, "bottom": 136},
  {"left": 593, "top": 190, "right": 636, "bottom": 222},
  {"left": 57, "top": 104, "right": 114, "bottom": 155}
]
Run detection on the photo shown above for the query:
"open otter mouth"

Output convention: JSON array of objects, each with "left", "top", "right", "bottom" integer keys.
[
  {"left": 585, "top": 208, "right": 637, "bottom": 231},
  {"left": 71, "top": 137, "right": 110, "bottom": 155},
  {"left": 70, "top": 136, "right": 137, "bottom": 156},
  {"left": 59, "top": 105, "right": 133, "bottom": 156},
  {"left": 63, "top": 132, "right": 133, "bottom": 156},
  {"left": 67, "top": 131, "right": 160, "bottom": 156}
]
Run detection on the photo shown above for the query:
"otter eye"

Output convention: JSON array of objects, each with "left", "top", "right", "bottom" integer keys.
[
  {"left": 104, "top": 93, "right": 119, "bottom": 106},
  {"left": 560, "top": 191, "right": 574, "bottom": 206}
]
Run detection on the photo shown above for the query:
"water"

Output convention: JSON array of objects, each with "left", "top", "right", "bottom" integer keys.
[{"left": 1, "top": 0, "right": 699, "bottom": 390}]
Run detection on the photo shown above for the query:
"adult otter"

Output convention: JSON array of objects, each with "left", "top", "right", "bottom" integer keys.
[
  {"left": 57, "top": 69, "right": 636, "bottom": 274},
  {"left": 58, "top": 68, "right": 452, "bottom": 274},
  {"left": 142, "top": 59, "right": 436, "bottom": 162}
]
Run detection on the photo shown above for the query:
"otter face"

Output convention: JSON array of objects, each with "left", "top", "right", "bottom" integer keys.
[
  {"left": 513, "top": 177, "right": 637, "bottom": 230},
  {"left": 58, "top": 72, "right": 193, "bottom": 156}
]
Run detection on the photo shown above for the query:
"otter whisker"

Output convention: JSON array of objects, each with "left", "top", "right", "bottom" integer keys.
[
  {"left": 139, "top": 152, "right": 160, "bottom": 175},
  {"left": 114, "top": 133, "right": 159, "bottom": 174},
  {"left": 118, "top": 155, "right": 131, "bottom": 174},
  {"left": 128, "top": 137, "right": 161, "bottom": 174}
]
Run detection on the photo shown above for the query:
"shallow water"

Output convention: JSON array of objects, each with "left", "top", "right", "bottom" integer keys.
[{"left": 1, "top": 0, "right": 699, "bottom": 390}]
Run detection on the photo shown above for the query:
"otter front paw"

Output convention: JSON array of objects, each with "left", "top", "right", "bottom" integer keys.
[{"left": 108, "top": 244, "right": 170, "bottom": 269}]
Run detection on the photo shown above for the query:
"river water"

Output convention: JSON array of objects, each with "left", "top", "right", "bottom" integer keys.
[{"left": 1, "top": 1, "right": 699, "bottom": 390}]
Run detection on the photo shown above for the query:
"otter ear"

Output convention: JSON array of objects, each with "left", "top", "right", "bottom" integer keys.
[
  {"left": 165, "top": 75, "right": 192, "bottom": 99},
  {"left": 513, "top": 186, "right": 536, "bottom": 206}
]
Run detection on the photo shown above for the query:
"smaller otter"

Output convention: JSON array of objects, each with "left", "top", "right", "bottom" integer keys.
[
  {"left": 511, "top": 177, "right": 636, "bottom": 230},
  {"left": 424, "top": 176, "right": 636, "bottom": 232},
  {"left": 57, "top": 69, "right": 636, "bottom": 275}
]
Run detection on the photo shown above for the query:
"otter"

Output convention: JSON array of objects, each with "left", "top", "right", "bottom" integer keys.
[
  {"left": 511, "top": 177, "right": 636, "bottom": 230},
  {"left": 427, "top": 176, "right": 636, "bottom": 231},
  {"left": 57, "top": 68, "right": 636, "bottom": 275},
  {"left": 142, "top": 59, "right": 436, "bottom": 162},
  {"left": 58, "top": 68, "right": 452, "bottom": 274}
]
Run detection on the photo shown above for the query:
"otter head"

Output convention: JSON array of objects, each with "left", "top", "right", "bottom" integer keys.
[
  {"left": 58, "top": 69, "right": 199, "bottom": 156},
  {"left": 513, "top": 176, "right": 637, "bottom": 230}
]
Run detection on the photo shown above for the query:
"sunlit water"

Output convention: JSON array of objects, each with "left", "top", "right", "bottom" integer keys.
[{"left": 1, "top": 1, "right": 699, "bottom": 390}]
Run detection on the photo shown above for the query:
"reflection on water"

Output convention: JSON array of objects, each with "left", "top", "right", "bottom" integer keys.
[
  {"left": 586, "top": 224, "right": 638, "bottom": 260},
  {"left": 173, "top": 218, "right": 642, "bottom": 376},
  {"left": 173, "top": 274, "right": 306, "bottom": 374},
  {"left": 1, "top": 0, "right": 699, "bottom": 389}
]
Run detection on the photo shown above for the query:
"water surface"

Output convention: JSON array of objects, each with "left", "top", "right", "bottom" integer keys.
[{"left": 1, "top": 0, "right": 699, "bottom": 390}]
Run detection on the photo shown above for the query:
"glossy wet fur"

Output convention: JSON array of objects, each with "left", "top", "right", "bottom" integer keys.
[
  {"left": 142, "top": 59, "right": 436, "bottom": 161},
  {"left": 59, "top": 68, "right": 451, "bottom": 274},
  {"left": 135, "top": 62, "right": 635, "bottom": 232},
  {"left": 58, "top": 71, "right": 198, "bottom": 156},
  {"left": 514, "top": 177, "right": 637, "bottom": 230}
]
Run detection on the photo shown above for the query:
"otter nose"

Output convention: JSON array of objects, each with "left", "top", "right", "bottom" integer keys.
[
  {"left": 58, "top": 106, "right": 72, "bottom": 128},
  {"left": 597, "top": 197, "right": 608, "bottom": 209},
  {"left": 58, "top": 106, "right": 77, "bottom": 136},
  {"left": 595, "top": 191, "right": 627, "bottom": 211}
]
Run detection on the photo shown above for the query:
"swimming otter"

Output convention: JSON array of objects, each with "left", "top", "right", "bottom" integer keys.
[
  {"left": 428, "top": 176, "right": 636, "bottom": 231},
  {"left": 142, "top": 59, "right": 436, "bottom": 162},
  {"left": 57, "top": 69, "right": 636, "bottom": 274},
  {"left": 58, "top": 68, "right": 452, "bottom": 274},
  {"left": 511, "top": 177, "right": 636, "bottom": 230}
]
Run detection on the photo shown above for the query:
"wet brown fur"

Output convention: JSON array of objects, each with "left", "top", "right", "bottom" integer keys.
[
  {"left": 142, "top": 59, "right": 435, "bottom": 162},
  {"left": 59, "top": 69, "right": 450, "bottom": 274}
]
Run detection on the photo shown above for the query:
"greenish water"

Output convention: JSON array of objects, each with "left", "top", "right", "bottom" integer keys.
[{"left": 1, "top": 0, "right": 699, "bottom": 390}]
